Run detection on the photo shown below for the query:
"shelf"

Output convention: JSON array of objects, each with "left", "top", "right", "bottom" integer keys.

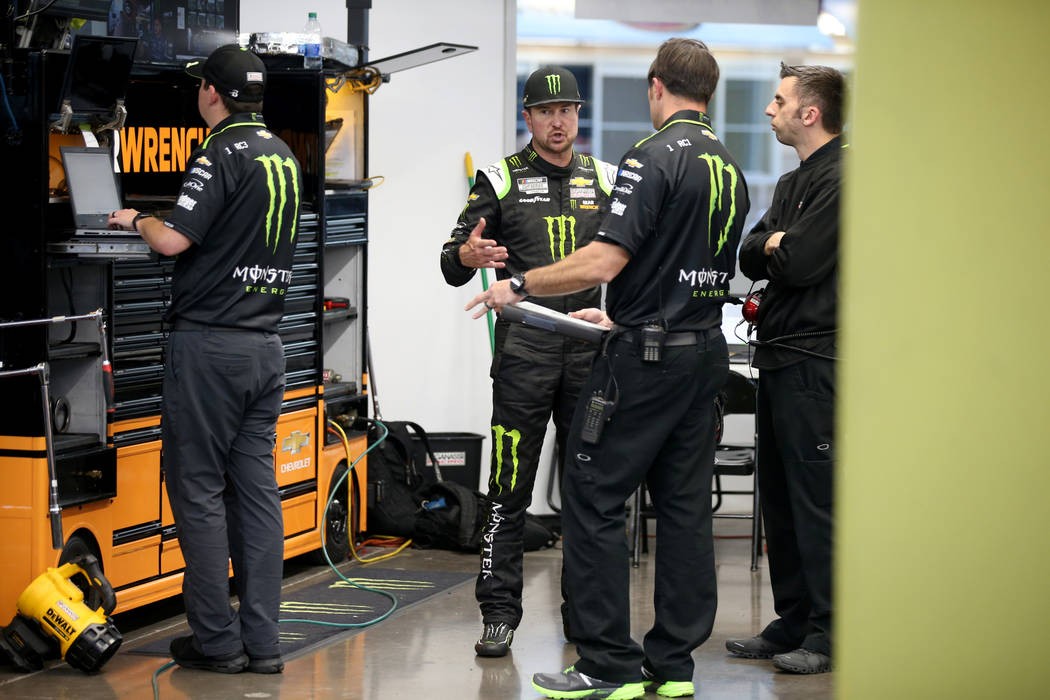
[
  {"left": 48, "top": 341, "right": 101, "bottom": 360},
  {"left": 323, "top": 307, "right": 358, "bottom": 323},
  {"left": 324, "top": 235, "right": 368, "bottom": 248},
  {"left": 53, "top": 432, "right": 103, "bottom": 453},
  {"left": 322, "top": 381, "right": 359, "bottom": 399}
]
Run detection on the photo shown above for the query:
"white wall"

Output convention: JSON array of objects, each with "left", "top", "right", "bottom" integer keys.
[
  {"left": 367, "top": 1, "right": 511, "bottom": 438},
  {"left": 243, "top": 1, "right": 512, "bottom": 489}
]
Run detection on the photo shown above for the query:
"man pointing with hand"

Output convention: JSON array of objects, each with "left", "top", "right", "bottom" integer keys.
[{"left": 440, "top": 65, "right": 617, "bottom": 657}]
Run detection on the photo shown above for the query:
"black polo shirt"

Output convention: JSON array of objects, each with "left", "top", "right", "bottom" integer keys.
[
  {"left": 597, "top": 110, "right": 750, "bottom": 331},
  {"left": 164, "top": 112, "right": 302, "bottom": 332}
]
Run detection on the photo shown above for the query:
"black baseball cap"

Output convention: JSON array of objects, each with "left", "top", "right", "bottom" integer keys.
[
  {"left": 186, "top": 44, "right": 266, "bottom": 102},
  {"left": 522, "top": 65, "right": 583, "bottom": 108}
]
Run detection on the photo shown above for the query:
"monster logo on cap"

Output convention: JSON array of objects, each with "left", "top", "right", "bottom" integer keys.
[{"left": 523, "top": 65, "right": 583, "bottom": 107}]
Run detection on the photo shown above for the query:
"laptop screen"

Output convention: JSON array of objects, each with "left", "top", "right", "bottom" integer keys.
[{"left": 61, "top": 147, "right": 122, "bottom": 228}]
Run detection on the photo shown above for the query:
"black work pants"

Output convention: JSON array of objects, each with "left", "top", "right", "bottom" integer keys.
[
  {"left": 162, "top": 326, "right": 286, "bottom": 658},
  {"left": 477, "top": 323, "right": 595, "bottom": 627},
  {"left": 755, "top": 357, "right": 835, "bottom": 656},
  {"left": 562, "top": 330, "right": 727, "bottom": 683}
]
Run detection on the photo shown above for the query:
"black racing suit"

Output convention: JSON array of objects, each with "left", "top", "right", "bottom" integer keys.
[
  {"left": 738, "top": 135, "right": 844, "bottom": 657},
  {"left": 441, "top": 142, "right": 617, "bottom": 628}
]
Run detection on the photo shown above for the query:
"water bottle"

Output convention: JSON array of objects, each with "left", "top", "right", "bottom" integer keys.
[{"left": 303, "top": 12, "right": 322, "bottom": 69}]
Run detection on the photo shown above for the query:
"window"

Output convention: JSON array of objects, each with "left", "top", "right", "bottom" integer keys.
[
  {"left": 721, "top": 79, "right": 777, "bottom": 173},
  {"left": 599, "top": 76, "right": 651, "bottom": 163}
]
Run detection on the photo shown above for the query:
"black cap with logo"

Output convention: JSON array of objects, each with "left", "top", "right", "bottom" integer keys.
[
  {"left": 522, "top": 65, "right": 583, "bottom": 107},
  {"left": 186, "top": 44, "right": 266, "bottom": 102}
]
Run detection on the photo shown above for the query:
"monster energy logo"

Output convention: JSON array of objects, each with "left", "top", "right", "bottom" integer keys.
[
  {"left": 491, "top": 425, "right": 521, "bottom": 494},
  {"left": 508, "top": 155, "right": 522, "bottom": 168},
  {"left": 543, "top": 215, "right": 576, "bottom": 261},
  {"left": 545, "top": 73, "right": 561, "bottom": 94},
  {"left": 698, "top": 154, "right": 739, "bottom": 256},
  {"left": 254, "top": 154, "right": 300, "bottom": 252}
]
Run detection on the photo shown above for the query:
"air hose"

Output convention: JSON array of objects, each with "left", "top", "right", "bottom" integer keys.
[{"left": 465, "top": 152, "right": 495, "bottom": 355}]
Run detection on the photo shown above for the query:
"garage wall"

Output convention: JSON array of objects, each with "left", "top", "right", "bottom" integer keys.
[{"left": 243, "top": 1, "right": 512, "bottom": 488}]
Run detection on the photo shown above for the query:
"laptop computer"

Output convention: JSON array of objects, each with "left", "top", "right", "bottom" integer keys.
[{"left": 52, "top": 146, "right": 152, "bottom": 259}]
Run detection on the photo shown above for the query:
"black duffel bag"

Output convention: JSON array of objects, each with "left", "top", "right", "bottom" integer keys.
[
  {"left": 413, "top": 481, "right": 558, "bottom": 553},
  {"left": 413, "top": 481, "right": 490, "bottom": 552},
  {"left": 366, "top": 420, "right": 439, "bottom": 538}
]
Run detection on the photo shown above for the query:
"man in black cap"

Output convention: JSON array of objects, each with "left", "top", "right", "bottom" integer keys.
[
  {"left": 109, "top": 44, "right": 301, "bottom": 674},
  {"left": 468, "top": 38, "right": 749, "bottom": 698},
  {"left": 440, "top": 65, "right": 618, "bottom": 657}
]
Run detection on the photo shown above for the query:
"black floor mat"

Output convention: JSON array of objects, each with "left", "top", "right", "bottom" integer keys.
[{"left": 128, "top": 567, "right": 474, "bottom": 660}]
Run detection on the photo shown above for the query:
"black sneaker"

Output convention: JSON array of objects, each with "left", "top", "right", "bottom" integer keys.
[
  {"left": 169, "top": 635, "right": 248, "bottom": 673},
  {"left": 475, "top": 622, "right": 514, "bottom": 657},
  {"left": 725, "top": 635, "right": 795, "bottom": 659},
  {"left": 641, "top": 665, "right": 694, "bottom": 697},
  {"left": 247, "top": 654, "right": 284, "bottom": 674},
  {"left": 532, "top": 667, "right": 645, "bottom": 699},
  {"left": 773, "top": 648, "right": 832, "bottom": 674}
]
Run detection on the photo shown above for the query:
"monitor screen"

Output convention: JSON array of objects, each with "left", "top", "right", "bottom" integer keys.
[
  {"left": 63, "top": 148, "right": 122, "bottom": 216},
  {"left": 106, "top": 0, "right": 238, "bottom": 63},
  {"left": 58, "top": 34, "right": 138, "bottom": 114}
]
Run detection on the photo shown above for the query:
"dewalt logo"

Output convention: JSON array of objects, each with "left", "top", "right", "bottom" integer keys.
[
  {"left": 254, "top": 154, "right": 301, "bottom": 253},
  {"left": 43, "top": 607, "right": 75, "bottom": 641},
  {"left": 545, "top": 73, "right": 561, "bottom": 94},
  {"left": 698, "top": 154, "right": 740, "bottom": 256},
  {"left": 543, "top": 215, "right": 576, "bottom": 261},
  {"left": 491, "top": 425, "right": 522, "bottom": 494}
]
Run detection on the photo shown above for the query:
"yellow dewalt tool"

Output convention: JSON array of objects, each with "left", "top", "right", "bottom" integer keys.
[{"left": 0, "top": 554, "right": 122, "bottom": 672}]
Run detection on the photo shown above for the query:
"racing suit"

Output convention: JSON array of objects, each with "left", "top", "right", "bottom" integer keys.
[{"left": 441, "top": 141, "right": 617, "bottom": 628}]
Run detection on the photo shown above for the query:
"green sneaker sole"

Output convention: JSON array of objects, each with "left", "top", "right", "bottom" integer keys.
[
  {"left": 655, "top": 680, "right": 694, "bottom": 697},
  {"left": 531, "top": 680, "right": 646, "bottom": 699}
]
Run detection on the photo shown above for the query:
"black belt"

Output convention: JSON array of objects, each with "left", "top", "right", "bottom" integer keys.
[
  {"left": 173, "top": 319, "right": 262, "bottom": 333},
  {"left": 613, "top": 326, "right": 721, "bottom": 347}
]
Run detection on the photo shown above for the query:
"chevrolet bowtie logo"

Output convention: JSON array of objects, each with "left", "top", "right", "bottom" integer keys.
[{"left": 282, "top": 430, "right": 310, "bottom": 455}]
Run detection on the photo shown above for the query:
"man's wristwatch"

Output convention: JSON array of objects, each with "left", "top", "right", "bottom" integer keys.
[
  {"left": 132, "top": 212, "right": 154, "bottom": 232},
  {"left": 509, "top": 272, "right": 529, "bottom": 297}
]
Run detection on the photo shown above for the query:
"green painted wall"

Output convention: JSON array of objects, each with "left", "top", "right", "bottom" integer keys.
[{"left": 838, "top": 0, "right": 1050, "bottom": 697}]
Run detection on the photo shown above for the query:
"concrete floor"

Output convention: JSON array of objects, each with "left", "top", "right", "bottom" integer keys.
[{"left": 0, "top": 520, "right": 832, "bottom": 699}]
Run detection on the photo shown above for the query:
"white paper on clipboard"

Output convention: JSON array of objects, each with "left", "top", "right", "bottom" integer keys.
[{"left": 499, "top": 300, "right": 608, "bottom": 343}]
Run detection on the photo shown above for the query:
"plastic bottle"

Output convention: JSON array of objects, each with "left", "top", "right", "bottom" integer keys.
[{"left": 303, "top": 12, "right": 322, "bottom": 69}]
